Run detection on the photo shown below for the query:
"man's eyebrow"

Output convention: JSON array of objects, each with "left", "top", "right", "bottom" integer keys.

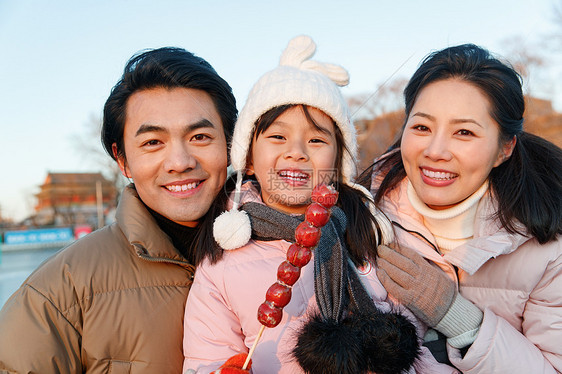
[
  {"left": 134, "top": 119, "right": 217, "bottom": 137},
  {"left": 188, "top": 119, "right": 217, "bottom": 132},
  {"left": 135, "top": 124, "right": 165, "bottom": 137}
]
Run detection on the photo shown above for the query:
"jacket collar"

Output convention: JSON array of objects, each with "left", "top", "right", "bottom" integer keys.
[
  {"left": 116, "top": 185, "right": 189, "bottom": 265},
  {"left": 387, "top": 178, "right": 530, "bottom": 275},
  {"left": 443, "top": 196, "right": 530, "bottom": 275}
]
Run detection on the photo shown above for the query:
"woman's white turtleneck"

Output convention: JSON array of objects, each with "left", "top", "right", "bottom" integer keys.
[{"left": 407, "top": 180, "right": 489, "bottom": 254}]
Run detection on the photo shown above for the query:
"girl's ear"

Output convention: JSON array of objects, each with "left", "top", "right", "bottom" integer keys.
[
  {"left": 246, "top": 160, "right": 255, "bottom": 175},
  {"left": 494, "top": 136, "right": 517, "bottom": 167},
  {"left": 245, "top": 149, "right": 255, "bottom": 175},
  {"left": 113, "top": 143, "right": 132, "bottom": 178}
]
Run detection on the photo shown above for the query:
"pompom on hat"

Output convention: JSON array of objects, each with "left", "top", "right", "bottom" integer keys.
[{"left": 214, "top": 35, "right": 393, "bottom": 250}]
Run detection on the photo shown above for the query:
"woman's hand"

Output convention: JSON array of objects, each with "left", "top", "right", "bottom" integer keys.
[
  {"left": 377, "top": 244, "right": 483, "bottom": 349},
  {"left": 377, "top": 244, "right": 456, "bottom": 327}
]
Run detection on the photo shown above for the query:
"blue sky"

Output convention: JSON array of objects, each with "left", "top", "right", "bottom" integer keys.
[{"left": 1, "top": 0, "right": 560, "bottom": 221}]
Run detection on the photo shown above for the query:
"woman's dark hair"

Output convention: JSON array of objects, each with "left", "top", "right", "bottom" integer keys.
[
  {"left": 361, "top": 44, "right": 562, "bottom": 243},
  {"left": 249, "top": 104, "right": 380, "bottom": 264},
  {"left": 102, "top": 47, "right": 237, "bottom": 161}
]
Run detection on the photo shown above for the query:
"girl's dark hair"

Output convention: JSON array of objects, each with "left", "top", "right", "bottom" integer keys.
[
  {"left": 251, "top": 104, "right": 380, "bottom": 264},
  {"left": 362, "top": 44, "right": 562, "bottom": 244},
  {"left": 191, "top": 176, "right": 237, "bottom": 266}
]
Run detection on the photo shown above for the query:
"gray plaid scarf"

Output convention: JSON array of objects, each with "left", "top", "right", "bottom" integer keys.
[{"left": 241, "top": 202, "right": 377, "bottom": 321}]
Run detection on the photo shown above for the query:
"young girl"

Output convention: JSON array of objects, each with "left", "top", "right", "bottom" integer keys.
[
  {"left": 365, "top": 44, "right": 562, "bottom": 373},
  {"left": 183, "top": 36, "right": 457, "bottom": 374}
]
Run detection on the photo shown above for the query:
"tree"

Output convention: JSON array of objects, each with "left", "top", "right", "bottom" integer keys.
[
  {"left": 70, "top": 114, "right": 127, "bottom": 205},
  {"left": 347, "top": 77, "right": 407, "bottom": 122},
  {"left": 499, "top": 36, "right": 546, "bottom": 97},
  {"left": 552, "top": 0, "right": 562, "bottom": 50},
  {"left": 347, "top": 77, "right": 408, "bottom": 171}
]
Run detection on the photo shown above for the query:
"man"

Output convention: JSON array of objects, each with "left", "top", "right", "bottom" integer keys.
[{"left": 0, "top": 47, "right": 237, "bottom": 373}]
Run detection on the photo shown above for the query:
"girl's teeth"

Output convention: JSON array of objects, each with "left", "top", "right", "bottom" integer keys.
[{"left": 279, "top": 171, "right": 308, "bottom": 180}]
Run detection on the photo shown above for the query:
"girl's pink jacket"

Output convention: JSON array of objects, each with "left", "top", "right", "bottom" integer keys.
[{"left": 183, "top": 182, "right": 458, "bottom": 373}]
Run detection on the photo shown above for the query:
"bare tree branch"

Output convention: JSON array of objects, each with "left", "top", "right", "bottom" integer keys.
[{"left": 69, "top": 114, "right": 127, "bottom": 203}]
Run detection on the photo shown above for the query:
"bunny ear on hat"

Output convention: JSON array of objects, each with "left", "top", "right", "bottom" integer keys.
[
  {"left": 301, "top": 61, "right": 350, "bottom": 87},
  {"left": 280, "top": 35, "right": 349, "bottom": 87},
  {"left": 279, "top": 35, "right": 317, "bottom": 67}
]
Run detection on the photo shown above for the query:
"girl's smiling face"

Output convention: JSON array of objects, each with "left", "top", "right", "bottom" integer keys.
[
  {"left": 248, "top": 105, "right": 338, "bottom": 214},
  {"left": 401, "top": 78, "right": 515, "bottom": 210}
]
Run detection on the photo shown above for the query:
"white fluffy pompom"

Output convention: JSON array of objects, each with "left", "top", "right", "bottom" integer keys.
[{"left": 213, "top": 209, "right": 252, "bottom": 250}]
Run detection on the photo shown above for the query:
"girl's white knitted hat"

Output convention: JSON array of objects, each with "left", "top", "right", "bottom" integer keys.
[
  {"left": 214, "top": 35, "right": 393, "bottom": 250},
  {"left": 230, "top": 34, "right": 358, "bottom": 185}
]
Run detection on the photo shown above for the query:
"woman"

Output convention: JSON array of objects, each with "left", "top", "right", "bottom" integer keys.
[{"left": 363, "top": 44, "right": 562, "bottom": 373}]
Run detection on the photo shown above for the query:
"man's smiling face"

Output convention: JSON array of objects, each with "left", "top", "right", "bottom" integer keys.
[{"left": 116, "top": 87, "right": 227, "bottom": 226}]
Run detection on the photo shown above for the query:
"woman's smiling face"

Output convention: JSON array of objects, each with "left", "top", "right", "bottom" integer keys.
[{"left": 401, "top": 78, "right": 513, "bottom": 210}]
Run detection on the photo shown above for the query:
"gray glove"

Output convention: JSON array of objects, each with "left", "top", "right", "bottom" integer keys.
[
  {"left": 377, "top": 244, "right": 455, "bottom": 327},
  {"left": 377, "top": 244, "right": 483, "bottom": 348}
]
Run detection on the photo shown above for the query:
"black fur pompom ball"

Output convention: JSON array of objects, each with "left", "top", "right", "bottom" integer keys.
[{"left": 292, "top": 310, "right": 420, "bottom": 374}]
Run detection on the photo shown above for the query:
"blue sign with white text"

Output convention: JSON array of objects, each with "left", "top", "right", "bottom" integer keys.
[{"left": 4, "top": 228, "right": 73, "bottom": 245}]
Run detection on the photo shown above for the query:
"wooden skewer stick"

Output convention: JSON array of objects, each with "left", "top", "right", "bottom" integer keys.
[{"left": 242, "top": 325, "right": 265, "bottom": 370}]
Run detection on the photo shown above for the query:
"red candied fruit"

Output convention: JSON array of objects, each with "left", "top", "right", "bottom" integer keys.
[
  {"left": 305, "top": 202, "right": 330, "bottom": 227},
  {"left": 311, "top": 184, "right": 338, "bottom": 209},
  {"left": 257, "top": 302, "right": 283, "bottom": 328},
  {"left": 295, "top": 222, "right": 320, "bottom": 248},
  {"left": 286, "top": 243, "right": 312, "bottom": 268},
  {"left": 277, "top": 261, "right": 301, "bottom": 286},
  {"left": 265, "top": 282, "right": 292, "bottom": 308}
]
